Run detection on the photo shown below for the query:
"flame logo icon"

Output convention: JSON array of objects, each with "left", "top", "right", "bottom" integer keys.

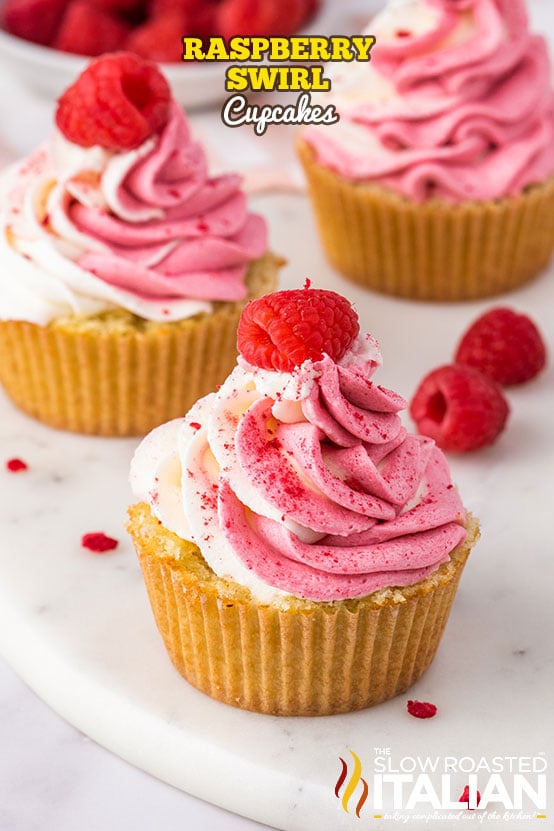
[{"left": 335, "top": 750, "right": 369, "bottom": 818}]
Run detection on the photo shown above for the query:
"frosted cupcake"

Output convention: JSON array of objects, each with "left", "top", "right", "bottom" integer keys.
[
  {"left": 128, "top": 287, "right": 479, "bottom": 715},
  {"left": 298, "top": 0, "right": 554, "bottom": 301},
  {"left": 0, "top": 52, "right": 280, "bottom": 435}
]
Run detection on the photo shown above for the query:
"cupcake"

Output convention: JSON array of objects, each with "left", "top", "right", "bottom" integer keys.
[
  {"left": 0, "top": 52, "right": 280, "bottom": 436},
  {"left": 298, "top": 0, "right": 554, "bottom": 301},
  {"left": 128, "top": 287, "right": 479, "bottom": 716}
]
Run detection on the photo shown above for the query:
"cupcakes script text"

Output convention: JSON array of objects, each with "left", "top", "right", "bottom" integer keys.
[{"left": 182, "top": 35, "right": 376, "bottom": 135}]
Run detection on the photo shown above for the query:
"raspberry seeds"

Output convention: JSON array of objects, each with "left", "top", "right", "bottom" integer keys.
[{"left": 237, "top": 287, "right": 360, "bottom": 372}]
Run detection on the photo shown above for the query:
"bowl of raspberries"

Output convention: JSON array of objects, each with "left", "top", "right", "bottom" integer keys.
[{"left": 0, "top": 0, "right": 322, "bottom": 106}]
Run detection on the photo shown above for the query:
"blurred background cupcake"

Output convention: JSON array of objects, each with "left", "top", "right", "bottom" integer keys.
[
  {"left": 0, "top": 52, "right": 281, "bottom": 436},
  {"left": 298, "top": 0, "right": 554, "bottom": 301}
]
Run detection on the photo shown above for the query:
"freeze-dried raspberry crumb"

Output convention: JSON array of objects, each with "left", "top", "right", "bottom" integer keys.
[
  {"left": 410, "top": 364, "right": 509, "bottom": 452},
  {"left": 407, "top": 700, "right": 437, "bottom": 719},
  {"left": 189, "top": 422, "right": 201, "bottom": 430},
  {"left": 55, "top": 52, "right": 171, "bottom": 151},
  {"left": 455, "top": 307, "right": 547, "bottom": 386},
  {"left": 81, "top": 532, "right": 119, "bottom": 553},
  {"left": 6, "top": 458, "right": 28, "bottom": 472},
  {"left": 458, "top": 785, "right": 481, "bottom": 809},
  {"left": 237, "top": 287, "right": 359, "bottom": 372}
]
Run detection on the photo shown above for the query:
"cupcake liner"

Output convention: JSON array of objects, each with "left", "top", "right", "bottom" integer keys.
[
  {"left": 0, "top": 253, "right": 280, "bottom": 436},
  {"left": 128, "top": 502, "right": 480, "bottom": 716},
  {"left": 298, "top": 140, "right": 554, "bottom": 301}
]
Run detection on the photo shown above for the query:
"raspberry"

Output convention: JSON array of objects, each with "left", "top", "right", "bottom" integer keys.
[
  {"left": 55, "top": 52, "right": 171, "bottom": 151},
  {"left": 81, "top": 532, "right": 119, "bottom": 552},
  {"left": 458, "top": 785, "right": 481, "bottom": 809},
  {"left": 406, "top": 700, "right": 437, "bottom": 719},
  {"left": 147, "top": 0, "right": 219, "bottom": 42},
  {"left": 455, "top": 307, "right": 547, "bottom": 386},
  {"left": 125, "top": 12, "right": 190, "bottom": 62},
  {"left": 410, "top": 364, "right": 509, "bottom": 452},
  {"left": 237, "top": 288, "right": 360, "bottom": 372},
  {"left": 218, "top": 0, "right": 309, "bottom": 38},
  {"left": 5, "top": 458, "right": 28, "bottom": 472},
  {"left": 92, "top": 0, "right": 145, "bottom": 12},
  {"left": 54, "top": 2, "right": 130, "bottom": 57},
  {"left": 2, "top": 0, "right": 66, "bottom": 45}
]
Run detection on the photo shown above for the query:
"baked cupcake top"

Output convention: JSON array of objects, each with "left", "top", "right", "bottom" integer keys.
[
  {"left": 131, "top": 287, "right": 467, "bottom": 604},
  {"left": 302, "top": 0, "right": 554, "bottom": 203},
  {"left": 0, "top": 52, "right": 267, "bottom": 325}
]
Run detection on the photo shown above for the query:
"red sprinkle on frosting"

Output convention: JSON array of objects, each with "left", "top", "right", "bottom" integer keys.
[
  {"left": 81, "top": 532, "right": 119, "bottom": 553},
  {"left": 189, "top": 422, "right": 202, "bottom": 431},
  {"left": 407, "top": 700, "right": 438, "bottom": 719},
  {"left": 6, "top": 458, "right": 28, "bottom": 472}
]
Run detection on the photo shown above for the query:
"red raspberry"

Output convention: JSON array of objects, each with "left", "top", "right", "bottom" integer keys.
[
  {"left": 455, "top": 307, "right": 547, "bottom": 386},
  {"left": 125, "top": 12, "right": 190, "bottom": 62},
  {"left": 407, "top": 700, "right": 437, "bottom": 719},
  {"left": 237, "top": 288, "right": 360, "bottom": 372},
  {"left": 218, "top": 0, "right": 308, "bottom": 38},
  {"left": 54, "top": 2, "right": 130, "bottom": 57},
  {"left": 92, "top": 0, "right": 145, "bottom": 12},
  {"left": 409, "top": 364, "right": 509, "bottom": 453},
  {"left": 2, "top": 0, "right": 66, "bottom": 46},
  {"left": 148, "top": 0, "right": 219, "bottom": 41},
  {"left": 55, "top": 52, "right": 171, "bottom": 151}
]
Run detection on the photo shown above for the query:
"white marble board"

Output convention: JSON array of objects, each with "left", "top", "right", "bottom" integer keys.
[{"left": 1, "top": 189, "right": 553, "bottom": 830}]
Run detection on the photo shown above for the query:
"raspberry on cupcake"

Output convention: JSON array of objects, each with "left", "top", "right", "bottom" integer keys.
[
  {"left": 128, "top": 286, "right": 479, "bottom": 716},
  {"left": 0, "top": 52, "right": 281, "bottom": 435}
]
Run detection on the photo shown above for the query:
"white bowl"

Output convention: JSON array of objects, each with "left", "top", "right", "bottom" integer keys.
[{"left": 0, "top": 26, "right": 227, "bottom": 109}]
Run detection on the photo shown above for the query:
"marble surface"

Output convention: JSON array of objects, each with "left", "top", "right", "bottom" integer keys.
[{"left": 1, "top": 3, "right": 554, "bottom": 830}]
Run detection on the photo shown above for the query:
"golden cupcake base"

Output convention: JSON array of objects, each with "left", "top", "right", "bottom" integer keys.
[
  {"left": 128, "top": 502, "right": 480, "bottom": 716},
  {"left": 298, "top": 140, "right": 554, "bottom": 302},
  {"left": 0, "top": 253, "right": 281, "bottom": 436}
]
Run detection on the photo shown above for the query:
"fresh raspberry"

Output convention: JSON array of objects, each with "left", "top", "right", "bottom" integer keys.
[
  {"left": 125, "top": 12, "right": 190, "bottom": 63},
  {"left": 458, "top": 785, "right": 481, "bottom": 809},
  {"left": 54, "top": 2, "right": 130, "bottom": 57},
  {"left": 407, "top": 700, "right": 437, "bottom": 719},
  {"left": 2, "top": 0, "right": 66, "bottom": 46},
  {"left": 81, "top": 532, "right": 119, "bottom": 553},
  {"left": 55, "top": 52, "right": 171, "bottom": 151},
  {"left": 409, "top": 364, "right": 509, "bottom": 452},
  {"left": 237, "top": 288, "right": 360, "bottom": 373},
  {"left": 5, "top": 458, "right": 28, "bottom": 472},
  {"left": 92, "top": 0, "right": 145, "bottom": 12},
  {"left": 149, "top": 0, "right": 213, "bottom": 13},
  {"left": 218, "top": 0, "right": 308, "bottom": 38},
  {"left": 455, "top": 307, "right": 547, "bottom": 386}
]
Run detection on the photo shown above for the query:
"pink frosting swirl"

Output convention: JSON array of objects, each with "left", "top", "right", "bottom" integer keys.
[
  {"left": 124, "top": 336, "right": 472, "bottom": 604},
  {"left": 61, "top": 102, "right": 267, "bottom": 303},
  {"left": 211, "top": 354, "right": 466, "bottom": 600},
  {"left": 303, "top": 0, "right": 554, "bottom": 203}
]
